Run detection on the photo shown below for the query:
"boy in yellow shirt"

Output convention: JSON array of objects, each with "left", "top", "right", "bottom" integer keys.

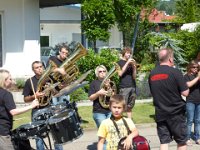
[{"left": 97, "top": 94, "right": 139, "bottom": 150}]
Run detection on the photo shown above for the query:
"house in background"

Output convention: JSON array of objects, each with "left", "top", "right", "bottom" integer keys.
[
  {"left": 40, "top": 5, "right": 122, "bottom": 51},
  {"left": 0, "top": 0, "right": 78, "bottom": 77},
  {"left": 141, "top": 8, "right": 180, "bottom": 32}
]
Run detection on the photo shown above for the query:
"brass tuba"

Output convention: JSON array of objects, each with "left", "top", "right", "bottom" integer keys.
[
  {"left": 37, "top": 42, "right": 88, "bottom": 106},
  {"left": 99, "top": 63, "right": 121, "bottom": 108}
]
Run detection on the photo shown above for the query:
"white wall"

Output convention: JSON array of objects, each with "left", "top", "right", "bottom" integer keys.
[
  {"left": 40, "top": 23, "right": 81, "bottom": 46},
  {"left": 0, "top": 0, "right": 40, "bottom": 77},
  {"left": 181, "top": 22, "right": 200, "bottom": 32}
]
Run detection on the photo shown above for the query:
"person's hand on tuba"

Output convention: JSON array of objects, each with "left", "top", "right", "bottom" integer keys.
[{"left": 97, "top": 88, "right": 108, "bottom": 97}]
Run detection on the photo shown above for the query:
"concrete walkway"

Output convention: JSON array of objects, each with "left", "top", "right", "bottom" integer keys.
[{"left": 29, "top": 123, "right": 200, "bottom": 150}]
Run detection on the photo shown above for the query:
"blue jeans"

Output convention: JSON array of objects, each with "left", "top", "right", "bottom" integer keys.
[
  {"left": 36, "top": 138, "right": 63, "bottom": 150},
  {"left": 93, "top": 112, "right": 111, "bottom": 128},
  {"left": 51, "top": 95, "right": 70, "bottom": 105},
  {"left": 186, "top": 102, "right": 200, "bottom": 141}
]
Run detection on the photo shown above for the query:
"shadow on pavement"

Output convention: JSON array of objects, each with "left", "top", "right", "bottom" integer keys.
[{"left": 87, "top": 142, "right": 97, "bottom": 150}]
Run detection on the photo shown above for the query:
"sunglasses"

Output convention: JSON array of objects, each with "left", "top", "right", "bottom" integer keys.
[{"left": 99, "top": 70, "right": 106, "bottom": 73}]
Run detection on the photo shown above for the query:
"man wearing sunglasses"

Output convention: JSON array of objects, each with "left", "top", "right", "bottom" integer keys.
[{"left": 88, "top": 65, "right": 111, "bottom": 128}]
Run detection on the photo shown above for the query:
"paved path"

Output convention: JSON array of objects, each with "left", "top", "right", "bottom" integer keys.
[{"left": 29, "top": 123, "right": 200, "bottom": 150}]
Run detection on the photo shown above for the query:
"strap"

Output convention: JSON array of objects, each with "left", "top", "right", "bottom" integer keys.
[
  {"left": 122, "top": 118, "right": 131, "bottom": 135},
  {"left": 110, "top": 115, "right": 121, "bottom": 139},
  {"left": 110, "top": 115, "right": 131, "bottom": 138}
]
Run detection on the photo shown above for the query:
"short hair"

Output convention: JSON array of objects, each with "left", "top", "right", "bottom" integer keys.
[
  {"left": 59, "top": 45, "right": 69, "bottom": 52},
  {"left": 109, "top": 94, "right": 126, "bottom": 109},
  {"left": 94, "top": 65, "right": 107, "bottom": 77},
  {"left": 158, "top": 48, "right": 173, "bottom": 63},
  {"left": 187, "top": 60, "right": 199, "bottom": 72},
  {"left": 0, "top": 69, "right": 10, "bottom": 89},
  {"left": 31, "top": 61, "right": 43, "bottom": 70},
  {"left": 121, "top": 47, "right": 132, "bottom": 57}
]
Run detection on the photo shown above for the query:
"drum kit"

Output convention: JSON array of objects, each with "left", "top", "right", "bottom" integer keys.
[{"left": 11, "top": 101, "right": 83, "bottom": 150}]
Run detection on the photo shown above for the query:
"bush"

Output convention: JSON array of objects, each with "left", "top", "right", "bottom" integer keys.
[
  {"left": 77, "top": 48, "right": 120, "bottom": 92},
  {"left": 69, "top": 88, "right": 88, "bottom": 102},
  {"left": 136, "top": 73, "right": 152, "bottom": 99},
  {"left": 15, "top": 78, "right": 26, "bottom": 89}
]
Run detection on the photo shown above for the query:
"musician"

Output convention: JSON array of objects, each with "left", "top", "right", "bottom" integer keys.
[
  {"left": 149, "top": 48, "right": 189, "bottom": 150},
  {"left": 117, "top": 47, "right": 137, "bottom": 118},
  {"left": 0, "top": 69, "right": 39, "bottom": 150},
  {"left": 22, "top": 61, "right": 63, "bottom": 150},
  {"left": 88, "top": 65, "right": 112, "bottom": 128},
  {"left": 46, "top": 45, "right": 70, "bottom": 105}
]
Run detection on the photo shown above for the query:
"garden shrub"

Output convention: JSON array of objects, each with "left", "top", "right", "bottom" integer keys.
[{"left": 15, "top": 78, "right": 26, "bottom": 89}]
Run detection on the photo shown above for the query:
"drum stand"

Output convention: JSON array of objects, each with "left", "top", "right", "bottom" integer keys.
[
  {"left": 39, "top": 133, "right": 53, "bottom": 150},
  {"left": 36, "top": 126, "right": 53, "bottom": 150}
]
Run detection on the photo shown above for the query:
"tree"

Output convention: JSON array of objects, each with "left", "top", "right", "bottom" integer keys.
[
  {"left": 148, "top": 32, "right": 188, "bottom": 72},
  {"left": 176, "top": 0, "right": 200, "bottom": 23},
  {"left": 81, "top": 0, "right": 115, "bottom": 52},
  {"left": 113, "top": 0, "right": 154, "bottom": 47},
  {"left": 156, "top": 0, "right": 176, "bottom": 15}
]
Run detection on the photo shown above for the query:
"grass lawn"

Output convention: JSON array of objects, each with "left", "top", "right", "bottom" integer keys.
[{"left": 13, "top": 103, "right": 155, "bottom": 130}]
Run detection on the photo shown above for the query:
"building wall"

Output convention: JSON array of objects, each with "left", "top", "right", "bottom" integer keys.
[
  {"left": 40, "top": 23, "right": 81, "bottom": 46},
  {"left": 40, "top": 6, "right": 122, "bottom": 49},
  {"left": 0, "top": 0, "right": 40, "bottom": 77}
]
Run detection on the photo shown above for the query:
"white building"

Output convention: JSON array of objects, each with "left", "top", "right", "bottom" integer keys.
[
  {"left": 0, "top": 1, "right": 121, "bottom": 77},
  {"left": 40, "top": 5, "right": 122, "bottom": 50},
  {"left": 0, "top": 0, "right": 79, "bottom": 77}
]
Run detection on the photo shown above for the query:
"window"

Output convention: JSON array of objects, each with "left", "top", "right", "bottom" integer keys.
[
  {"left": 0, "top": 14, "right": 2, "bottom": 67},
  {"left": 40, "top": 36, "right": 49, "bottom": 47},
  {"left": 72, "top": 33, "right": 81, "bottom": 43}
]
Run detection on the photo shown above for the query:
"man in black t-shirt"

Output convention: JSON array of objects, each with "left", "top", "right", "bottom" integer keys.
[
  {"left": 23, "top": 61, "right": 63, "bottom": 150},
  {"left": 46, "top": 45, "right": 70, "bottom": 105},
  {"left": 117, "top": 47, "right": 137, "bottom": 118},
  {"left": 149, "top": 48, "right": 189, "bottom": 150},
  {"left": 88, "top": 65, "right": 111, "bottom": 129},
  {"left": 46, "top": 45, "right": 69, "bottom": 76}
]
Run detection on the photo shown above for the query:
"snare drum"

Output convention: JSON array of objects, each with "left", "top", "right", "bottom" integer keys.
[
  {"left": 50, "top": 103, "right": 67, "bottom": 115},
  {"left": 12, "top": 120, "right": 48, "bottom": 140},
  {"left": 48, "top": 109, "right": 83, "bottom": 144},
  {"left": 32, "top": 107, "right": 53, "bottom": 122}
]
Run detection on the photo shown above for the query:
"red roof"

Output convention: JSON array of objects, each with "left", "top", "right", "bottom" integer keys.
[{"left": 141, "top": 8, "right": 176, "bottom": 23}]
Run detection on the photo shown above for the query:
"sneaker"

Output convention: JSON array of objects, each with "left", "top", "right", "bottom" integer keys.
[
  {"left": 196, "top": 139, "right": 200, "bottom": 145},
  {"left": 186, "top": 140, "right": 192, "bottom": 146}
]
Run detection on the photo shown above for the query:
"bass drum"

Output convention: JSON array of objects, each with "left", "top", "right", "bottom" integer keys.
[
  {"left": 48, "top": 109, "right": 83, "bottom": 144},
  {"left": 11, "top": 137, "right": 33, "bottom": 150},
  {"left": 12, "top": 120, "right": 48, "bottom": 140}
]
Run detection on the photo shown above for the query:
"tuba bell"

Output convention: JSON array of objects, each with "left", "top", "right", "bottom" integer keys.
[
  {"left": 99, "top": 63, "right": 121, "bottom": 108},
  {"left": 37, "top": 42, "right": 88, "bottom": 106}
]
